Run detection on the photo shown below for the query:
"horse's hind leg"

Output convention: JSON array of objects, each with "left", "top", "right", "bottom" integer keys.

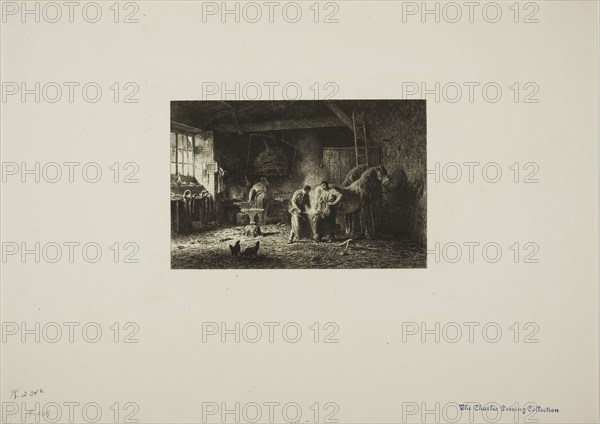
[
  {"left": 360, "top": 195, "right": 376, "bottom": 239},
  {"left": 368, "top": 204, "right": 376, "bottom": 238},
  {"left": 360, "top": 204, "right": 372, "bottom": 239}
]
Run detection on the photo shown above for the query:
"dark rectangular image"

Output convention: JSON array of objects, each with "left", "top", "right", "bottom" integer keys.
[{"left": 170, "top": 100, "right": 426, "bottom": 269}]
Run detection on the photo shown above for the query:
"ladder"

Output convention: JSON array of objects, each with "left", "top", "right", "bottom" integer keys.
[
  {"left": 351, "top": 112, "right": 375, "bottom": 237},
  {"left": 352, "top": 112, "right": 368, "bottom": 167}
]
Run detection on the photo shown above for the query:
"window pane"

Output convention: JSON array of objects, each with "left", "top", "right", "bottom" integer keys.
[{"left": 171, "top": 133, "right": 196, "bottom": 178}]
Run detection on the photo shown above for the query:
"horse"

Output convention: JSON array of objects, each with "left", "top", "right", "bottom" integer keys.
[{"left": 310, "top": 166, "right": 391, "bottom": 239}]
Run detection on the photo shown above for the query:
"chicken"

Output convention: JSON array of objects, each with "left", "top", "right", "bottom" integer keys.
[
  {"left": 242, "top": 241, "right": 260, "bottom": 256},
  {"left": 229, "top": 240, "right": 241, "bottom": 256}
]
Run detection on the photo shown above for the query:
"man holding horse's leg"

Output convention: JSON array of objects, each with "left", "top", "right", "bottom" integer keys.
[{"left": 316, "top": 181, "right": 343, "bottom": 242}]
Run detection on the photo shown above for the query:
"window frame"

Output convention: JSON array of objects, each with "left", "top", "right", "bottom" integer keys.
[{"left": 171, "top": 132, "right": 195, "bottom": 178}]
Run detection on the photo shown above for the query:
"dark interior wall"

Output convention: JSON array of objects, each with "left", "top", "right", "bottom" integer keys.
[{"left": 366, "top": 101, "right": 427, "bottom": 245}]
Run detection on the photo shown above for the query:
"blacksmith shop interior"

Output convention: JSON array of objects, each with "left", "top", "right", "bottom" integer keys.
[{"left": 170, "top": 100, "right": 426, "bottom": 269}]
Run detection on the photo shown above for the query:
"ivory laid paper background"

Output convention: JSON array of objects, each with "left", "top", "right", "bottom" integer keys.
[{"left": 1, "top": 1, "right": 598, "bottom": 423}]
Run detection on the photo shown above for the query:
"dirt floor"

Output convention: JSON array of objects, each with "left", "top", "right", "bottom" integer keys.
[{"left": 171, "top": 224, "right": 426, "bottom": 269}]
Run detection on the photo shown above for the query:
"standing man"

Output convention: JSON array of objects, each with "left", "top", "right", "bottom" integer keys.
[
  {"left": 288, "top": 185, "right": 311, "bottom": 244},
  {"left": 248, "top": 176, "right": 269, "bottom": 223},
  {"left": 316, "top": 181, "right": 343, "bottom": 242}
]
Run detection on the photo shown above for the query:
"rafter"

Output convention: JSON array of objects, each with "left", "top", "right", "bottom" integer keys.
[
  {"left": 325, "top": 101, "right": 354, "bottom": 130},
  {"left": 220, "top": 101, "right": 244, "bottom": 134},
  {"left": 213, "top": 117, "right": 345, "bottom": 133},
  {"left": 171, "top": 121, "right": 204, "bottom": 135}
]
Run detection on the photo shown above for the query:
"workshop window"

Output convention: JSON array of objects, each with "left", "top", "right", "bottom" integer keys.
[{"left": 170, "top": 132, "right": 195, "bottom": 177}]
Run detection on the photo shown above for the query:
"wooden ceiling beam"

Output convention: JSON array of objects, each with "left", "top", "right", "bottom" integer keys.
[
  {"left": 213, "top": 116, "right": 345, "bottom": 133},
  {"left": 325, "top": 101, "right": 354, "bottom": 130},
  {"left": 171, "top": 121, "right": 204, "bottom": 135},
  {"left": 220, "top": 102, "right": 244, "bottom": 134}
]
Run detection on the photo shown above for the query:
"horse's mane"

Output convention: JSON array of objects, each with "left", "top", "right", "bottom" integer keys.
[
  {"left": 341, "top": 165, "right": 368, "bottom": 187},
  {"left": 344, "top": 166, "right": 385, "bottom": 192}
]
